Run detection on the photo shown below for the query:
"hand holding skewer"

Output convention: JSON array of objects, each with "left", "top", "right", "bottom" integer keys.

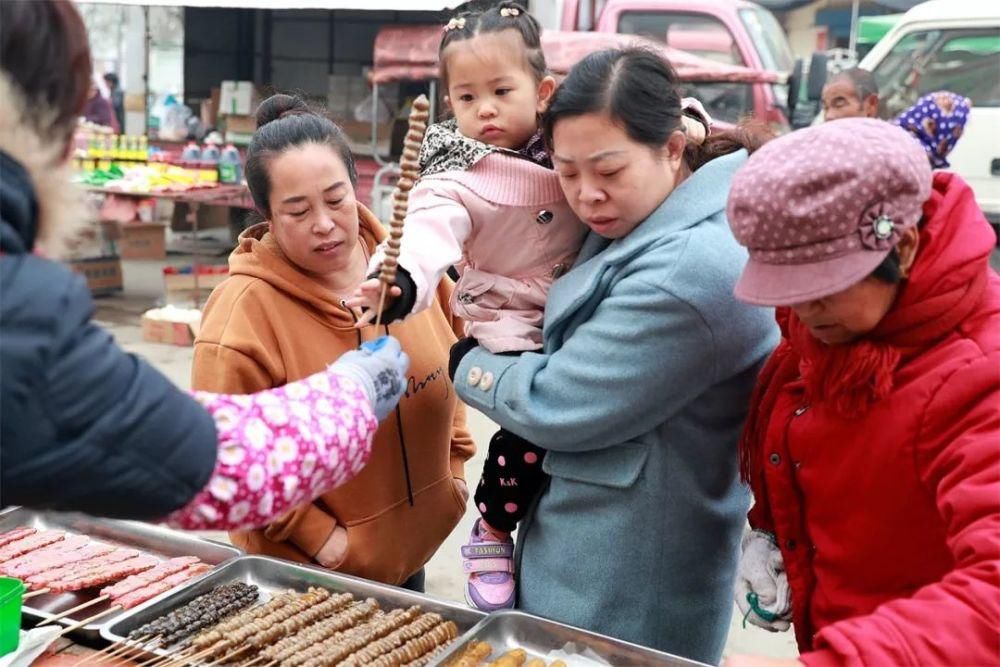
[{"left": 347, "top": 94, "right": 430, "bottom": 329}]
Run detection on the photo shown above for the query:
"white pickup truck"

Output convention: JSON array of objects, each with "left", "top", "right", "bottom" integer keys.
[{"left": 859, "top": 0, "right": 1000, "bottom": 241}]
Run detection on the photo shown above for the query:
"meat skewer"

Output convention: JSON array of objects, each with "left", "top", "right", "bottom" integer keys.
[
  {"left": 53, "top": 554, "right": 159, "bottom": 591},
  {"left": 38, "top": 560, "right": 208, "bottom": 627},
  {"left": 373, "top": 94, "right": 430, "bottom": 329},
  {"left": 155, "top": 583, "right": 259, "bottom": 647},
  {"left": 0, "top": 533, "right": 89, "bottom": 573},
  {"left": 0, "top": 526, "right": 36, "bottom": 549},
  {"left": 103, "top": 557, "right": 201, "bottom": 599},
  {"left": 261, "top": 599, "right": 378, "bottom": 663},
  {"left": 0, "top": 529, "right": 65, "bottom": 560},
  {"left": 4, "top": 540, "right": 111, "bottom": 579},
  {"left": 187, "top": 590, "right": 297, "bottom": 649},
  {"left": 26, "top": 547, "right": 140, "bottom": 588},
  {"left": 366, "top": 620, "right": 459, "bottom": 667},
  {"left": 36, "top": 554, "right": 159, "bottom": 597},
  {"left": 115, "top": 563, "right": 211, "bottom": 608}
]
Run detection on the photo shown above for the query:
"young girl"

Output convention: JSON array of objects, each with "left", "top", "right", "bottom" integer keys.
[{"left": 349, "top": 2, "right": 709, "bottom": 611}]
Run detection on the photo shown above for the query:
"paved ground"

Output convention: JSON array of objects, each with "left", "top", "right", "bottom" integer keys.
[{"left": 91, "top": 244, "right": 1000, "bottom": 660}]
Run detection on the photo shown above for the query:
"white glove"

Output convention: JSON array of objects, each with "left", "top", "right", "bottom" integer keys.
[
  {"left": 329, "top": 336, "right": 409, "bottom": 421},
  {"left": 735, "top": 530, "right": 792, "bottom": 632}
]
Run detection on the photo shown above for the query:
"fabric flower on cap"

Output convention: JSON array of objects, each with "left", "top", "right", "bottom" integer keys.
[
  {"left": 859, "top": 205, "right": 901, "bottom": 251},
  {"left": 726, "top": 118, "right": 931, "bottom": 306}
]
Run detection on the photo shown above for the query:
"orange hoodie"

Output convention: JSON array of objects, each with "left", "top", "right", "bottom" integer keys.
[{"left": 191, "top": 204, "right": 475, "bottom": 586}]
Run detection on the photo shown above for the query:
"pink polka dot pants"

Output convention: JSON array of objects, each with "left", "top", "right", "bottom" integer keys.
[{"left": 475, "top": 428, "right": 547, "bottom": 533}]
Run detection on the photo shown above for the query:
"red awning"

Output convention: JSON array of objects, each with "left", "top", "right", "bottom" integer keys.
[{"left": 371, "top": 25, "right": 779, "bottom": 85}]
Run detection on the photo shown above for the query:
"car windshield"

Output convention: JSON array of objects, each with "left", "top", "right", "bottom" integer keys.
[
  {"left": 872, "top": 27, "right": 1000, "bottom": 116},
  {"left": 618, "top": 11, "right": 743, "bottom": 65},
  {"left": 679, "top": 81, "right": 755, "bottom": 125},
  {"left": 739, "top": 7, "right": 795, "bottom": 73}
]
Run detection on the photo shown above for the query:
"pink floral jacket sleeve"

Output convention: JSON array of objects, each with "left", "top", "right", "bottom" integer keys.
[{"left": 164, "top": 368, "right": 378, "bottom": 531}]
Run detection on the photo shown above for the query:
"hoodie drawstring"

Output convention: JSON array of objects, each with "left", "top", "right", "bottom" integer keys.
[
  {"left": 344, "top": 300, "right": 414, "bottom": 507},
  {"left": 386, "top": 323, "right": 415, "bottom": 507}
]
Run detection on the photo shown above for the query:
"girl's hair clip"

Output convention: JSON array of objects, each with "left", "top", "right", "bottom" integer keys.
[
  {"left": 444, "top": 17, "right": 466, "bottom": 31},
  {"left": 499, "top": 6, "right": 521, "bottom": 17}
]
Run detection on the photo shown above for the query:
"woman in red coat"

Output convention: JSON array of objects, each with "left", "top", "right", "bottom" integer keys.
[{"left": 723, "top": 118, "right": 999, "bottom": 667}]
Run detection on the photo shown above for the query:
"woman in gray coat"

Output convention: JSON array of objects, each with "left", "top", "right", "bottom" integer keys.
[{"left": 452, "top": 48, "right": 779, "bottom": 664}]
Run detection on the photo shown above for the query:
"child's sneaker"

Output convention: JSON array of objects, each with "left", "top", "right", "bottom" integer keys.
[{"left": 461, "top": 519, "right": 515, "bottom": 611}]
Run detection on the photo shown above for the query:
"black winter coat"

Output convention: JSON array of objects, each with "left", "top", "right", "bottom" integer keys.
[{"left": 0, "top": 150, "right": 217, "bottom": 519}]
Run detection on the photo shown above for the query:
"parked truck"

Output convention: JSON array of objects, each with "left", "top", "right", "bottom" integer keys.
[
  {"left": 860, "top": 0, "right": 999, "bottom": 240},
  {"left": 534, "top": 0, "right": 796, "bottom": 130}
]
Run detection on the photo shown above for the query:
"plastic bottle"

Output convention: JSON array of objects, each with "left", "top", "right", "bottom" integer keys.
[
  {"left": 218, "top": 144, "right": 243, "bottom": 184},
  {"left": 181, "top": 141, "right": 201, "bottom": 162},
  {"left": 201, "top": 143, "right": 221, "bottom": 163}
]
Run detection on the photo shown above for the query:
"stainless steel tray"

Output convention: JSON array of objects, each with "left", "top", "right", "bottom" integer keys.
[
  {"left": 0, "top": 507, "right": 241, "bottom": 641},
  {"left": 431, "top": 611, "right": 710, "bottom": 667},
  {"left": 102, "top": 555, "right": 486, "bottom": 660}
]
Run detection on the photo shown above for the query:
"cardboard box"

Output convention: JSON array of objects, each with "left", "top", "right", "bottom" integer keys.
[
  {"left": 223, "top": 115, "right": 256, "bottom": 134},
  {"left": 170, "top": 203, "right": 230, "bottom": 231},
  {"left": 219, "top": 81, "right": 259, "bottom": 117},
  {"left": 163, "top": 269, "right": 228, "bottom": 306},
  {"left": 141, "top": 308, "right": 202, "bottom": 346},
  {"left": 117, "top": 222, "right": 166, "bottom": 260},
  {"left": 68, "top": 256, "right": 123, "bottom": 295}
]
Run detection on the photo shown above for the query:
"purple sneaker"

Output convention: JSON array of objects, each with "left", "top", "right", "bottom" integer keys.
[{"left": 461, "top": 519, "right": 515, "bottom": 611}]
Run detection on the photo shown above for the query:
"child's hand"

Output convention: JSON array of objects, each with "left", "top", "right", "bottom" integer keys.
[{"left": 345, "top": 278, "right": 402, "bottom": 328}]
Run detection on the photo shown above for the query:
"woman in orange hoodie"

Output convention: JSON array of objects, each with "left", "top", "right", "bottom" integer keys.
[{"left": 192, "top": 94, "right": 475, "bottom": 591}]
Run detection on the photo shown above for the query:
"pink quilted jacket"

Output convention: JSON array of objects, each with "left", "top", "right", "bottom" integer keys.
[{"left": 372, "top": 152, "right": 587, "bottom": 353}]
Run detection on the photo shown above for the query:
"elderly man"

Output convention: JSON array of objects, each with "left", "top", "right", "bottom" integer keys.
[{"left": 821, "top": 67, "right": 879, "bottom": 121}]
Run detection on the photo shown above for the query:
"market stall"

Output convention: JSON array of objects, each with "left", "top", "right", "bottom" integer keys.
[
  {"left": 4, "top": 511, "right": 709, "bottom": 666},
  {"left": 68, "top": 122, "right": 253, "bottom": 337}
]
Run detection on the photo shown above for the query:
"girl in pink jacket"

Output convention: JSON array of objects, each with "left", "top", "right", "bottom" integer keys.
[{"left": 349, "top": 1, "right": 709, "bottom": 611}]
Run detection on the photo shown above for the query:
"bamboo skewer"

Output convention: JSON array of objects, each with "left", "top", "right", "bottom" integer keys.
[
  {"left": 38, "top": 595, "right": 109, "bottom": 626},
  {"left": 138, "top": 651, "right": 182, "bottom": 667},
  {"left": 373, "top": 94, "right": 430, "bottom": 331},
  {"left": 23, "top": 588, "right": 50, "bottom": 599},
  {"left": 57, "top": 606, "right": 121, "bottom": 638},
  {"left": 74, "top": 638, "right": 133, "bottom": 666},
  {"left": 204, "top": 645, "right": 251, "bottom": 666},
  {"left": 240, "top": 656, "right": 270, "bottom": 667},
  {"left": 100, "top": 638, "right": 160, "bottom": 666},
  {"left": 162, "top": 644, "right": 215, "bottom": 666}
]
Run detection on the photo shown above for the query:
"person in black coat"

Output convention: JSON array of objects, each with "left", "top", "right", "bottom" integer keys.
[{"left": 0, "top": 0, "right": 409, "bottom": 528}]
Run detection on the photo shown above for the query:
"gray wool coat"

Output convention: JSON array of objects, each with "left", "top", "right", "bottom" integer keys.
[{"left": 455, "top": 150, "right": 779, "bottom": 665}]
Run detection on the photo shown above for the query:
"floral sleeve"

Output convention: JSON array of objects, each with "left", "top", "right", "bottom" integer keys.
[{"left": 165, "top": 369, "right": 378, "bottom": 531}]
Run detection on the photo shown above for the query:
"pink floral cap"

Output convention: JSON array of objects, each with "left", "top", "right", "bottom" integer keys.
[{"left": 726, "top": 118, "right": 931, "bottom": 306}]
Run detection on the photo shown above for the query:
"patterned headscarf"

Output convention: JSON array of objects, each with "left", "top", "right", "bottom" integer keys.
[{"left": 894, "top": 91, "right": 972, "bottom": 169}]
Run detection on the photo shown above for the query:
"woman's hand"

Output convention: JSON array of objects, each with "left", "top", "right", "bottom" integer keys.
[
  {"left": 315, "top": 525, "right": 349, "bottom": 569},
  {"left": 723, "top": 656, "right": 804, "bottom": 667},
  {"left": 345, "top": 278, "right": 401, "bottom": 328},
  {"left": 329, "top": 336, "right": 410, "bottom": 421},
  {"left": 735, "top": 530, "right": 792, "bottom": 632}
]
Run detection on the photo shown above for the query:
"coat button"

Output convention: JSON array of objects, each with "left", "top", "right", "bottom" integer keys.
[
  {"left": 550, "top": 263, "right": 568, "bottom": 279},
  {"left": 769, "top": 453, "right": 781, "bottom": 466},
  {"left": 467, "top": 366, "right": 483, "bottom": 386},
  {"left": 457, "top": 292, "right": 474, "bottom": 305},
  {"left": 479, "top": 372, "right": 495, "bottom": 391},
  {"left": 535, "top": 209, "right": 554, "bottom": 225}
]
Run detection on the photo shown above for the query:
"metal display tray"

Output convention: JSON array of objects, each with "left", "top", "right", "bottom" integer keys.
[
  {"left": 0, "top": 507, "right": 241, "bottom": 641},
  {"left": 102, "top": 555, "right": 487, "bottom": 661},
  {"left": 432, "top": 611, "right": 711, "bottom": 667}
]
